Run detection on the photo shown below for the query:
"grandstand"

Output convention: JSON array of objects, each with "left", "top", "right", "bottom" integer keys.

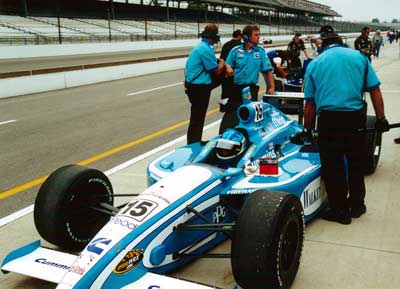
[{"left": 0, "top": 0, "right": 392, "bottom": 45}]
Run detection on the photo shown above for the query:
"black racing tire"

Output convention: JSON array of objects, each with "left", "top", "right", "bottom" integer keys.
[
  {"left": 231, "top": 190, "right": 304, "bottom": 289},
  {"left": 364, "top": 115, "right": 382, "bottom": 175},
  {"left": 34, "top": 165, "right": 114, "bottom": 251}
]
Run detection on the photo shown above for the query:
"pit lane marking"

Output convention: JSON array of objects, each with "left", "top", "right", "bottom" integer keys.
[
  {"left": 0, "top": 107, "right": 219, "bottom": 201},
  {"left": 127, "top": 82, "right": 183, "bottom": 96},
  {"left": 0, "top": 118, "right": 221, "bottom": 227},
  {"left": 0, "top": 119, "right": 16, "bottom": 126}
]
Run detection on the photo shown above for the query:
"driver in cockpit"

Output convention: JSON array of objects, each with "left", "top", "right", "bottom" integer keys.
[{"left": 213, "top": 129, "right": 247, "bottom": 168}]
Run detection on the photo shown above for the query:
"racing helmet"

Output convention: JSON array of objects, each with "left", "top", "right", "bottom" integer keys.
[{"left": 216, "top": 129, "right": 246, "bottom": 162}]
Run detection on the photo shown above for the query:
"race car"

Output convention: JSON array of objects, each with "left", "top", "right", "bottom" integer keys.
[{"left": 1, "top": 89, "right": 383, "bottom": 289}]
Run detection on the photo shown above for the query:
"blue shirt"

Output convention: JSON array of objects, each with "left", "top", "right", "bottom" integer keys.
[
  {"left": 267, "top": 49, "right": 278, "bottom": 58},
  {"left": 304, "top": 44, "right": 381, "bottom": 113},
  {"left": 226, "top": 44, "right": 273, "bottom": 85},
  {"left": 185, "top": 39, "right": 218, "bottom": 85}
]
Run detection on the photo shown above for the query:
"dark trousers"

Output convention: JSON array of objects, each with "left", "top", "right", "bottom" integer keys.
[
  {"left": 186, "top": 84, "right": 212, "bottom": 144},
  {"left": 318, "top": 108, "right": 367, "bottom": 212},
  {"left": 219, "top": 84, "right": 259, "bottom": 134}
]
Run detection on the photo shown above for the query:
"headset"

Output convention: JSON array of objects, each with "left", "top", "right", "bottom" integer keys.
[{"left": 242, "top": 32, "right": 249, "bottom": 42}]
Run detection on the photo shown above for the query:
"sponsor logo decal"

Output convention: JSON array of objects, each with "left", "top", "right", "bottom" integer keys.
[
  {"left": 227, "top": 188, "right": 255, "bottom": 195},
  {"left": 254, "top": 52, "right": 260, "bottom": 58},
  {"left": 35, "top": 258, "right": 70, "bottom": 270},
  {"left": 112, "top": 217, "right": 137, "bottom": 230},
  {"left": 213, "top": 206, "right": 226, "bottom": 223},
  {"left": 87, "top": 237, "right": 112, "bottom": 255},
  {"left": 113, "top": 249, "right": 143, "bottom": 274},
  {"left": 68, "top": 265, "right": 86, "bottom": 275},
  {"left": 301, "top": 177, "right": 326, "bottom": 215}
]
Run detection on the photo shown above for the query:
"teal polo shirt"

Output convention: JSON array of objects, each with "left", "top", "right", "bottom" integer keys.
[
  {"left": 185, "top": 39, "right": 218, "bottom": 85},
  {"left": 304, "top": 44, "right": 381, "bottom": 113},
  {"left": 226, "top": 44, "right": 273, "bottom": 85}
]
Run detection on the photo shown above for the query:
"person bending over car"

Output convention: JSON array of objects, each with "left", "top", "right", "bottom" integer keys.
[
  {"left": 266, "top": 49, "right": 294, "bottom": 79},
  {"left": 304, "top": 25, "right": 389, "bottom": 225}
]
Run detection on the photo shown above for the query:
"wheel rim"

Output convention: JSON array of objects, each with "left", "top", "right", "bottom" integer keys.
[
  {"left": 65, "top": 181, "right": 111, "bottom": 244},
  {"left": 280, "top": 216, "right": 300, "bottom": 272}
]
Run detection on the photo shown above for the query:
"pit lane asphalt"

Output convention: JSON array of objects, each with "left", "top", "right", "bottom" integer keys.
[{"left": 1, "top": 43, "right": 400, "bottom": 289}]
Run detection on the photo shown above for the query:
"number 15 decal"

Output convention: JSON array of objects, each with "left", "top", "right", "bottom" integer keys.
[{"left": 120, "top": 199, "right": 158, "bottom": 222}]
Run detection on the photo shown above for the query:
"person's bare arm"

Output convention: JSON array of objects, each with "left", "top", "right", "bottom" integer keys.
[
  {"left": 213, "top": 58, "right": 225, "bottom": 75},
  {"left": 262, "top": 71, "right": 275, "bottom": 94},
  {"left": 304, "top": 100, "right": 316, "bottom": 130},
  {"left": 369, "top": 87, "right": 385, "bottom": 119}
]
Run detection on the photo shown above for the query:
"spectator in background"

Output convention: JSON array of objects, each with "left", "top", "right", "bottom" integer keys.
[
  {"left": 287, "top": 32, "right": 310, "bottom": 68},
  {"left": 184, "top": 23, "right": 225, "bottom": 144},
  {"left": 354, "top": 27, "right": 373, "bottom": 61},
  {"left": 372, "top": 30, "right": 384, "bottom": 58},
  {"left": 219, "top": 29, "right": 242, "bottom": 113}
]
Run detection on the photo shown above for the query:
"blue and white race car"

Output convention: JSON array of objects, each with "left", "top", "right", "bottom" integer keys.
[{"left": 1, "top": 90, "right": 382, "bottom": 289}]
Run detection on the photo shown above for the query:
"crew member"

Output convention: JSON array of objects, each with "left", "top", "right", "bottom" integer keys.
[
  {"left": 354, "top": 26, "right": 373, "bottom": 61},
  {"left": 287, "top": 32, "right": 310, "bottom": 68},
  {"left": 304, "top": 25, "right": 389, "bottom": 225},
  {"left": 219, "top": 29, "right": 242, "bottom": 113},
  {"left": 184, "top": 23, "right": 225, "bottom": 144},
  {"left": 219, "top": 25, "right": 275, "bottom": 134},
  {"left": 267, "top": 49, "right": 293, "bottom": 79}
]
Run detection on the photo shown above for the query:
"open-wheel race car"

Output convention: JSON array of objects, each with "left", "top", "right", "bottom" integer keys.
[{"left": 1, "top": 89, "right": 385, "bottom": 289}]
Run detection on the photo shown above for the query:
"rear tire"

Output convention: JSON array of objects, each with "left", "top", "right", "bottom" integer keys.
[
  {"left": 34, "top": 165, "right": 113, "bottom": 251},
  {"left": 231, "top": 190, "right": 304, "bottom": 289},
  {"left": 364, "top": 115, "right": 382, "bottom": 175}
]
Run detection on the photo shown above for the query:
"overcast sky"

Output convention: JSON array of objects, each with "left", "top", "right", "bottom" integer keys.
[{"left": 315, "top": 0, "right": 400, "bottom": 23}]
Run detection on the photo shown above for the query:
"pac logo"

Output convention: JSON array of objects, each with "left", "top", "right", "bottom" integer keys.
[{"left": 113, "top": 249, "right": 143, "bottom": 274}]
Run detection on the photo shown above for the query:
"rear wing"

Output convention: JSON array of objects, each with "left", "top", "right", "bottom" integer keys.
[{"left": 263, "top": 92, "right": 305, "bottom": 124}]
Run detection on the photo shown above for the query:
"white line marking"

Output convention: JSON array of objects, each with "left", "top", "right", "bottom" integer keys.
[
  {"left": 127, "top": 82, "right": 183, "bottom": 96},
  {"left": 0, "top": 120, "right": 16, "bottom": 126},
  {"left": 0, "top": 119, "right": 221, "bottom": 228},
  {"left": 0, "top": 205, "right": 33, "bottom": 227}
]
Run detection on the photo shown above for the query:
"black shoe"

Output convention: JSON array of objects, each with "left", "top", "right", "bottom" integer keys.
[
  {"left": 351, "top": 204, "right": 367, "bottom": 218},
  {"left": 320, "top": 208, "right": 351, "bottom": 225},
  {"left": 394, "top": 137, "right": 400, "bottom": 144}
]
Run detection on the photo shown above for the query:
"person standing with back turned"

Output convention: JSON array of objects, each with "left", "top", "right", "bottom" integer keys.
[
  {"left": 304, "top": 25, "right": 389, "bottom": 225},
  {"left": 185, "top": 23, "right": 225, "bottom": 144},
  {"left": 219, "top": 25, "right": 275, "bottom": 134}
]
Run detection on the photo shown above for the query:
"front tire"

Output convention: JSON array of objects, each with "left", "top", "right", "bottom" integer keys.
[
  {"left": 231, "top": 190, "right": 304, "bottom": 289},
  {"left": 34, "top": 165, "right": 114, "bottom": 251}
]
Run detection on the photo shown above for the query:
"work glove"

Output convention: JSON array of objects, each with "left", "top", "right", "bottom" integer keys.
[
  {"left": 375, "top": 117, "right": 390, "bottom": 132},
  {"left": 290, "top": 129, "right": 314, "bottom": 145}
]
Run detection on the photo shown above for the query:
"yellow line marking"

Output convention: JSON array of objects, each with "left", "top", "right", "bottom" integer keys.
[{"left": 0, "top": 107, "right": 220, "bottom": 200}]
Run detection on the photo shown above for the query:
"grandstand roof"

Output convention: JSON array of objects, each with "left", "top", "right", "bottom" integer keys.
[
  {"left": 201, "top": 0, "right": 276, "bottom": 11},
  {"left": 196, "top": 0, "right": 340, "bottom": 17}
]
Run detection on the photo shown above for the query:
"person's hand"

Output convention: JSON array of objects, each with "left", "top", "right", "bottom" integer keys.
[
  {"left": 218, "top": 58, "right": 225, "bottom": 65},
  {"left": 375, "top": 117, "right": 390, "bottom": 132},
  {"left": 267, "top": 88, "right": 275, "bottom": 95}
]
